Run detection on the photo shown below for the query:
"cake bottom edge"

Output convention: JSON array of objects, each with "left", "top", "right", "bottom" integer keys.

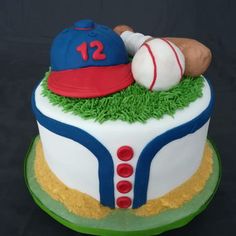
[{"left": 32, "top": 137, "right": 213, "bottom": 219}]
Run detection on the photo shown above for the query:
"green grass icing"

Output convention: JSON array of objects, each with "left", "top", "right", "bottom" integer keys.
[{"left": 41, "top": 71, "right": 204, "bottom": 123}]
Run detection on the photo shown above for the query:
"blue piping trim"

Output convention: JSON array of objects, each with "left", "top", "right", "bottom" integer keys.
[
  {"left": 31, "top": 85, "right": 115, "bottom": 208},
  {"left": 133, "top": 79, "right": 215, "bottom": 208}
]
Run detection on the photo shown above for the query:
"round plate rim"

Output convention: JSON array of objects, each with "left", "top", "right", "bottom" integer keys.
[{"left": 24, "top": 136, "right": 221, "bottom": 236}]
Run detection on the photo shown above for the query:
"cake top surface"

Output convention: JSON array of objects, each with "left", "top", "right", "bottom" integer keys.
[
  {"left": 41, "top": 71, "right": 204, "bottom": 123},
  {"left": 39, "top": 20, "right": 212, "bottom": 123}
]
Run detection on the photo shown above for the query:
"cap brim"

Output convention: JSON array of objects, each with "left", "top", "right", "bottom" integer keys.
[{"left": 48, "top": 64, "right": 134, "bottom": 98}]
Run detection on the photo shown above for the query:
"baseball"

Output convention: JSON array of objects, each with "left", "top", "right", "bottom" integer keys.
[{"left": 131, "top": 38, "right": 185, "bottom": 91}]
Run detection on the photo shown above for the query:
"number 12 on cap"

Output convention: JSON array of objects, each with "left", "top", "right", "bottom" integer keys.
[{"left": 76, "top": 40, "right": 106, "bottom": 61}]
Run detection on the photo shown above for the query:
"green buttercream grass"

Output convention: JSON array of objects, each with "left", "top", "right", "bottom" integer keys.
[{"left": 41, "top": 71, "right": 204, "bottom": 123}]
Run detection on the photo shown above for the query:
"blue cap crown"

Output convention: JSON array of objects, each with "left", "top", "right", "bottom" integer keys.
[{"left": 51, "top": 19, "right": 129, "bottom": 71}]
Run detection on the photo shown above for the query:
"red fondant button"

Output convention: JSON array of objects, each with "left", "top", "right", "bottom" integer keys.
[
  {"left": 117, "top": 146, "right": 134, "bottom": 161},
  {"left": 116, "top": 196, "right": 132, "bottom": 208},
  {"left": 117, "top": 164, "right": 133, "bottom": 177},
  {"left": 116, "top": 181, "right": 132, "bottom": 193}
]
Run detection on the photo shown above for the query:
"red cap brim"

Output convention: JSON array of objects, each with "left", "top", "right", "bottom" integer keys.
[{"left": 48, "top": 63, "right": 134, "bottom": 98}]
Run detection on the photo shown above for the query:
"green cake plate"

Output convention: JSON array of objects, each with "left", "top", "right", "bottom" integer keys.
[{"left": 24, "top": 136, "right": 221, "bottom": 236}]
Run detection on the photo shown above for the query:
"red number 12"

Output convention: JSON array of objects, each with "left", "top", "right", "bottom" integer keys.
[{"left": 76, "top": 40, "right": 106, "bottom": 61}]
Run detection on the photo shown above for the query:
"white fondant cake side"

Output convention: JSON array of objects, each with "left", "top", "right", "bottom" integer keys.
[
  {"left": 33, "top": 78, "right": 212, "bottom": 208},
  {"left": 38, "top": 123, "right": 100, "bottom": 200},
  {"left": 148, "top": 120, "right": 209, "bottom": 199}
]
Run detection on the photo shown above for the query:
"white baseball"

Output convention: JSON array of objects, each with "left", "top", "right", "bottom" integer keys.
[{"left": 131, "top": 38, "right": 185, "bottom": 91}]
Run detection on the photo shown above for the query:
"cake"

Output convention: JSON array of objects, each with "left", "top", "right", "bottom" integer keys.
[{"left": 25, "top": 19, "right": 220, "bottom": 235}]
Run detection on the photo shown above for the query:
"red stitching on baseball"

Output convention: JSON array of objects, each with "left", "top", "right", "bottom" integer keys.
[
  {"left": 160, "top": 38, "right": 184, "bottom": 78},
  {"left": 143, "top": 43, "right": 157, "bottom": 91}
]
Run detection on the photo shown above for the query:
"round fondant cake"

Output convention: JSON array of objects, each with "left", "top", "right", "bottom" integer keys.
[{"left": 25, "top": 19, "right": 220, "bottom": 235}]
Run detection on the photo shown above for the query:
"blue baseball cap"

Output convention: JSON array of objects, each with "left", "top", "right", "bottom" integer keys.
[{"left": 48, "top": 19, "right": 134, "bottom": 98}]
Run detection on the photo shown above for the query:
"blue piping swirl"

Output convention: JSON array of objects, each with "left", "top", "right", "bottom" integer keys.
[
  {"left": 31, "top": 87, "right": 115, "bottom": 208},
  {"left": 133, "top": 79, "right": 214, "bottom": 208}
]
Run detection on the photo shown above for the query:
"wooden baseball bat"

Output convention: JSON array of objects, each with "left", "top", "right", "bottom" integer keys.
[{"left": 114, "top": 25, "right": 212, "bottom": 76}]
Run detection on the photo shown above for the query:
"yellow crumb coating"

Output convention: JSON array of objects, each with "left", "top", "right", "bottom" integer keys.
[
  {"left": 134, "top": 144, "right": 213, "bottom": 216},
  {"left": 34, "top": 140, "right": 111, "bottom": 219},
  {"left": 34, "top": 139, "right": 212, "bottom": 219}
]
